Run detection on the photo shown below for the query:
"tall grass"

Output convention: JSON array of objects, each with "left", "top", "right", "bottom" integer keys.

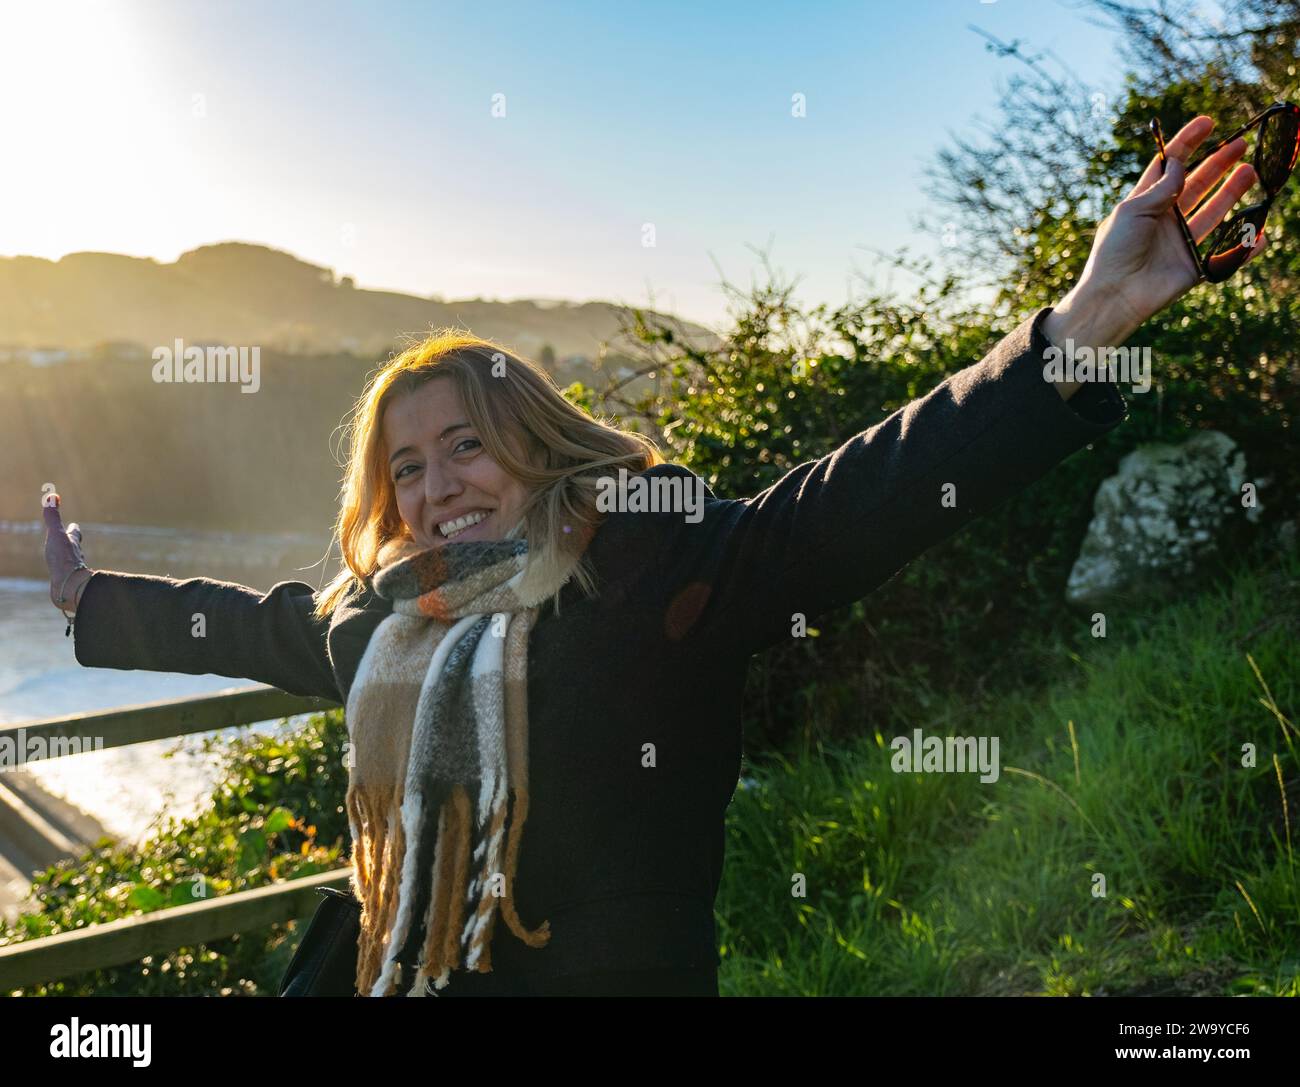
[{"left": 717, "top": 543, "right": 1300, "bottom": 996}]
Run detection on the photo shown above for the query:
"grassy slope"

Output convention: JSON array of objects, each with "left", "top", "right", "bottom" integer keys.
[{"left": 717, "top": 543, "right": 1300, "bottom": 996}]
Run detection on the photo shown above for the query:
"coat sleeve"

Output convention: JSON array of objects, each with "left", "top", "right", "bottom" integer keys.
[
  {"left": 655, "top": 305, "right": 1130, "bottom": 659},
  {"left": 72, "top": 569, "right": 342, "bottom": 702}
]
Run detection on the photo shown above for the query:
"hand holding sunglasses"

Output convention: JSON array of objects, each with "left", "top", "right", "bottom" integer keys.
[
  {"left": 1042, "top": 106, "right": 1296, "bottom": 379},
  {"left": 1153, "top": 102, "right": 1299, "bottom": 283}
]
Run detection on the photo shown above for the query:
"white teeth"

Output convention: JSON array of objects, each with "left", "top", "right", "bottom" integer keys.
[{"left": 438, "top": 510, "right": 489, "bottom": 538}]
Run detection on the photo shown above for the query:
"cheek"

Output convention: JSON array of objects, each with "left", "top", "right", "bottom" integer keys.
[
  {"left": 491, "top": 471, "right": 525, "bottom": 509},
  {"left": 472, "top": 460, "right": 513, "bottom": 500},
  {"left": 396, "top": 490, "right": 422, "bottom": 528}
]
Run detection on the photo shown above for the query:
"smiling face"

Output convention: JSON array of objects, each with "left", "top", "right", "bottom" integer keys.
[{"left": 382, "top": 376, "right": 533, "bottom": 551}]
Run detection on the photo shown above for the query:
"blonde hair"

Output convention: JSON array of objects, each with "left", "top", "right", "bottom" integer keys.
[{"left": 313, "top": 329, "right": 663, "bottom": 621}]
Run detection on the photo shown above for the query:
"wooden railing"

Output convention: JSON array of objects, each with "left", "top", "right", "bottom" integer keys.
[{"left": 0, "top": 686, "right": 345, "bottom": 990}]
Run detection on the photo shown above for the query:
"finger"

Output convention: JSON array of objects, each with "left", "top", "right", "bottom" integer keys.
[
  {"left": 43, "top": 498, "right": 65, "bottom": 534},
  {"left": 1128, "top": 115, "right": 1215, "bottom": 200},
  {"left": 1127, "top": 155, "right": 1187, "bottom": 216},
  {"left": 1180, "top": 136, "right": 1248, "bottom": 216},
  {"left": 67, "top": 523, "right": 82, "bottom": 547},
  {"left": 1187, "top": 161, "right": 1259, "bottom": 243}
]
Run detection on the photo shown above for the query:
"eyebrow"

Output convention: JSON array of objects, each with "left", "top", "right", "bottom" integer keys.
[{"left": 388, "top": 422, "right": 472, "bottom": 466}]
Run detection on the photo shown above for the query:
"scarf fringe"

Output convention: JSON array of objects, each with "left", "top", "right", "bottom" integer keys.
[
  {"left": 349, "top": 784, "right": 552, "bottom": 995},
  {"left": 350, "top": 787, "right": 410, "bottom": 996}
]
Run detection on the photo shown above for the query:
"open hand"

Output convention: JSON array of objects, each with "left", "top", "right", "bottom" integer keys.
[
  {"left": 1047, "top": 114, "right": 1269, "bottom": 350},
  {"left": 42, "top": 491, "right": 94, "bottom": 613}
]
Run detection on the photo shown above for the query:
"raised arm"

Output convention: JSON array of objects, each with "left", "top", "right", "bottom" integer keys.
[
  {"left": 42, "top": 491, "right": 341, "bottom": 701},
  {"left": 652, "top": 305, "right": 1127, "bottom": 659},
  {"left": 72, "top": 570, "right": 342, "bottom": 702}
]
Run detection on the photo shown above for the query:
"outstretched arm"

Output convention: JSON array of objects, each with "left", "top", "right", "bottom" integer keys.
[
  {"left": 72, "top": 570, "right": 342, "bottom": 702},
  {"left": 43, "top": 489, "right": 341, "bottom": 701},
  {"left": 653, "top": 307, "right": 1127, "bottom": 659}
]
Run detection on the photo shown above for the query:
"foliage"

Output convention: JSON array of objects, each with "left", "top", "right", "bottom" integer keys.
[
  {"left": 714, "top": 542, "right": 1300, "bottom": 995},
  {"left": 0, "top": 709, "right": 352, "bottom": 996}
]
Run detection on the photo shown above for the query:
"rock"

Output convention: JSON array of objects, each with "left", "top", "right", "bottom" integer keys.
[{"left": 1066, "top": 431, "right": 1264, "bottom": 608}]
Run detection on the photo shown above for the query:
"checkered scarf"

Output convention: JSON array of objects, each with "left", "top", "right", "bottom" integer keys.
[{"left": 344, "top": 529, "right": 584, "bottom": 997}]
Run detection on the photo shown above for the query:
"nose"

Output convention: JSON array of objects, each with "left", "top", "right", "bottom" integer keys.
[{"left": 425, "top": 460, "right": 463, "bottom": 508}]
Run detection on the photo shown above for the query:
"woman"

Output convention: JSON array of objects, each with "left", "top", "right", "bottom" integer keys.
[{"left": 42, "top": 116, "right": 1265, "bottom": 997}]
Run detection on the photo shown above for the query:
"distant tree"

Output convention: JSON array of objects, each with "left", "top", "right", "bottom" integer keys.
[
  {"left": 922, "top": 0, "right": 1300, "bottom": 313},
  {"left": 540, "top": 343, "right": 556, "bottom": 369},
  {"left": 919, "top": 0, "right": 1299, "bottom": 531}
]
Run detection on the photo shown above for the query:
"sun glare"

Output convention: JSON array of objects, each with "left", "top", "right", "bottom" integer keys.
[{"left": 0, "top": 2, "right": 164, "bottom": 257}]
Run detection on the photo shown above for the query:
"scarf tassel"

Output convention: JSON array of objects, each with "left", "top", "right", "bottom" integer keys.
[{"left": 352, "top": 783, "right": 553, "bottom": 997}]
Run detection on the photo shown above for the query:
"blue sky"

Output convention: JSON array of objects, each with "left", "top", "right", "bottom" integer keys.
[{"left": 1, "top": 0, "right": 1130, "bottom": 328}]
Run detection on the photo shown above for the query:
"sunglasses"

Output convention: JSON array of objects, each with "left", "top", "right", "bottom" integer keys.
[{"left": 1150, "top": 101, "right": 1300, "bottom": 283}]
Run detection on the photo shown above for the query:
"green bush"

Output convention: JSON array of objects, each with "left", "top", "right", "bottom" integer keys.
[{"left": 1, "top": 708, "right": 352, "bottom": 996}]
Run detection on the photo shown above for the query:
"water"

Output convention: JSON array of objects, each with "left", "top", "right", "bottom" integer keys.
[{"left": 0, "top": 577, "right": 317, "bottom": 848}]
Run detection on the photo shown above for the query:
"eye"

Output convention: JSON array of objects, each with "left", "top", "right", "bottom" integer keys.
[
  {"left": 394, "top": 463, "right": 417, "bottom": 481},
  {"left": 453, "top": 437, "right": 481, "bottom": 455}
]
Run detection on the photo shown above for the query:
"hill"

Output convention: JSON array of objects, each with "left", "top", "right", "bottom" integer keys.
[{"left": 0, "top": 242, "right": 717, "bottom": 371}]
